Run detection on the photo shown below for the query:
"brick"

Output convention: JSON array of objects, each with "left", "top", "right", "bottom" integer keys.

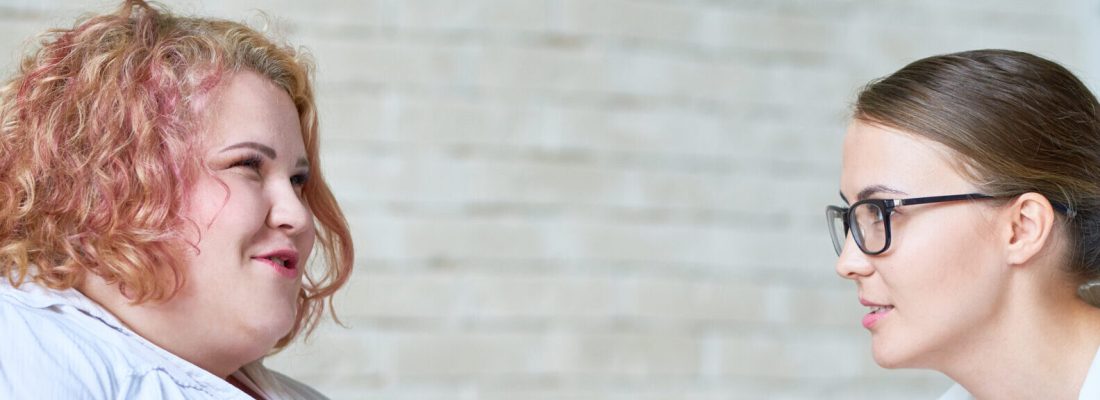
[
  {"left": 719, "top": 13, "right": 841, "bottom": 54},
  {"left": 396, "top": 0, "right": 550, "bottom": 32},
  {"left": 388, "top": 332, "right": 548, "bottom": 375},
  {"left": 554, "top": 0, "right": 709, "bottom": 43},
  {"left": 336, "top": 273, "right": 464, "bottom": 319}
]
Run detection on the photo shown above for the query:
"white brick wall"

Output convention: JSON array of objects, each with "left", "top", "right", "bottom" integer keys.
[{"left": 3, "top": 1, "right": 1099, "bottom": 398}]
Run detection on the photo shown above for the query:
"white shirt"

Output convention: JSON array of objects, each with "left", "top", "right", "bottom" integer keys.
[
  {"left": 938, "top": 346, "right": 1100, "bottom": 400},
  {"left": 0, "top": 280, "right": 327, "bottom": 399}
]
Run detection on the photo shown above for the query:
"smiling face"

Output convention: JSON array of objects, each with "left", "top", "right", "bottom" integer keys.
[
  {"left": 835, "top": 120, "right": 1010, "bottom": 369},
  {"left": 173, "top": 70, "right": 316, "bottom": 359}
]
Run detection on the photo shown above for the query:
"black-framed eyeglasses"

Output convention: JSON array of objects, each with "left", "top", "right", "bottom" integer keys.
[{"left": 825, "top": 193, "right": 994, "bottom": 256}]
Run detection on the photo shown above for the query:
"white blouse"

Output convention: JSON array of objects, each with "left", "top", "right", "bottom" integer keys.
[
  {"left": 0, "top": 279, "right": 326, "bottom": 399},
  {"left": 938, "top": 346, "right": 1100, "bottom": 400}
]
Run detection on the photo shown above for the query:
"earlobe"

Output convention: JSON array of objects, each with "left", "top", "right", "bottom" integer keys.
[{"left": 1004, "top": 193, "right": 1058, "bottom": 266}]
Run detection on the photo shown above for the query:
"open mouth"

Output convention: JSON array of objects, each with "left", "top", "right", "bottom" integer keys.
[
  {"left": 253, "top": 250, "right": 299, "bottom": 278},
  {"left": 868, "top": 305, "right": 894, "bottom": 314},
  {"left": 862, "top": 305, "right": 894, "bottom": 329},
  {"left": 266, "top": 256, "right": 294, "bottom": 269}
]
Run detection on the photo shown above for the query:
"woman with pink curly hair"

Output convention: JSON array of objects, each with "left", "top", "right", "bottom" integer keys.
[{"left": 0, "top": 1, "right": 353, "bottom": 398}]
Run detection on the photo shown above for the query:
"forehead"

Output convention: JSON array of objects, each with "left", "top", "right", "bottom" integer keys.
[
  {"left": 839, "top": 121, "right": 975, "bottom": 200},
  {"left": 202, "top": 71, "right": 304, "bottom": 150}
]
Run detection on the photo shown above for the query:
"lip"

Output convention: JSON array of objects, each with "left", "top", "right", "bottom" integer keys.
[
  {"left": 859, "top": 298, "right": 888, "bottom": 307},
  {"left": 859, "top": 297, "right": 894, "bottom": 329},
  {"left": 252, "top": 249, "right": 299, "bottom": 279}
]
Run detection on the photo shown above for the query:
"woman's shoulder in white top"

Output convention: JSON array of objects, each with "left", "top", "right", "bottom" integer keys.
[
  {"left": 0, "top": 279, "right": 327, "bottom": 399},
  {"left": 938, "top": 346, "right": 1100, "bottom": 400}
]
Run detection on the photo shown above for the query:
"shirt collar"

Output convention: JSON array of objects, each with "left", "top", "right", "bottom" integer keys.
[{"left": 0, "top": 279, "right": 130, "bottom": 334}]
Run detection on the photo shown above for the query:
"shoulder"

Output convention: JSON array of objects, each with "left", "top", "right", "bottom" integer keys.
[
  {"left": 0, "top": 283, "right": 142, "bottom": 368},
  {"left": 118, "top": 369, "right": 253, "bottom": 399},
  {"left": 0, "top": 284, "right": 250, "bottom": 400},
  {"left": 0, "top": 284, "right": 128, "bottom": 397}
]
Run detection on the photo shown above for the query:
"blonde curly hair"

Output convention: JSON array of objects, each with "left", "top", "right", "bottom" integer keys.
[{"left": 0, "top": 0, "right": 353, "bottom": 348}]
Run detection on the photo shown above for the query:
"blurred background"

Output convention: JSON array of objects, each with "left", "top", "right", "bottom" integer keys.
[{"left": 3, "top": 0, "right": 1100, "bottom": 399}]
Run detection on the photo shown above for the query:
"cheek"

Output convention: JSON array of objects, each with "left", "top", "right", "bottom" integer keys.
[
  {"left": 180, "top": 180, "right": 225, "bottom": 242},
  {"left": 888, "top": 212, "right": 1004, "bottom": 326},
  {"left": 184, "top": 179, "right": 269, "bottom": 242},
  {"left": 298, "top": 222, "right": 317, "bottom": 257}
]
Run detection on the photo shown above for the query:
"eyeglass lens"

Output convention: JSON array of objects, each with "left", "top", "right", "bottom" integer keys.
[
  {"left": 851, "top": 202, "right": 886, "bottom": 254},
  {"left": 828, "top": 202, "right": 888, "bottom": 255},
  {"left": 827, "top": 207, "right": 847, "bottom": 255}
]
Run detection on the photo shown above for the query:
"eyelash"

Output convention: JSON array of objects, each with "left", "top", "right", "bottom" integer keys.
[
  {"left": 229, "top": 154, "right": 309, "bottom": 188},
  {"left": 230, "top": 154, "right": 265, "bottom": 172}
]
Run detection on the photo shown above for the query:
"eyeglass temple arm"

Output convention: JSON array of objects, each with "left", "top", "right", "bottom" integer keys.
[
  {"left": 891, "top": 193, "right": 994, "bottom": 207},
  {"left": 893, "top": 193, "right": 1073, "bottom": 216}
]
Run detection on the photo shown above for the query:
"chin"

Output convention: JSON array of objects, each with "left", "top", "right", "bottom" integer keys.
[
  {"left": 870, "top": 336, "right": 916, "bottom": 369},
  {"left": 872, "top": 352, "right": 906, "bottom": 369}
]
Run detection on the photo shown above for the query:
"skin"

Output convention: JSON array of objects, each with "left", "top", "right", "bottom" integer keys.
[
  {"left": 80, "top": 70, "right": 316, "bottom": 380},
  {"left": 835, "top": 120, "right": 1100, "bottom": 399}
]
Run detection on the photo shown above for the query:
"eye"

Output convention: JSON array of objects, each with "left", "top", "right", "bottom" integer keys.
[
  {"left": 229, "top": 154, "right": 264, "bottom": 173},
  {"left": 290, "top": 172, "right": 309, "bottom": 188}
]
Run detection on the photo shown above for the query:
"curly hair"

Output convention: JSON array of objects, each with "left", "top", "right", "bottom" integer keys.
[{"left": 0, "top": 0, "right": 353, "bottom": 348}]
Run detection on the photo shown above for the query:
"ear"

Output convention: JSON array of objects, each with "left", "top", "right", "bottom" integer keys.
[{"left": 1004, "top": 192, "right": 1058, "bottom": 266}]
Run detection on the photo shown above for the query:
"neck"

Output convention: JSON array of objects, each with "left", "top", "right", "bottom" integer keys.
[
  {"left": 77, "top": 275, "right": 261, "bottom": 378},
  {"left": 938, "top": 277, "right": 1100, "bottom": 400}
]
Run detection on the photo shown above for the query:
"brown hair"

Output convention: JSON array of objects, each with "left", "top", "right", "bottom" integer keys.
[
  {"left": 854, "top": 49, "right": 1100, "bottom": 284},
  {"left": 0, "top": 0, "right": 353, "bottom": 348}
]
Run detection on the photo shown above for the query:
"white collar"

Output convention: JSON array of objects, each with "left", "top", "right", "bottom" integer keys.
[{"left": 0, "top": 279, "right": 249, "bottom": 397}]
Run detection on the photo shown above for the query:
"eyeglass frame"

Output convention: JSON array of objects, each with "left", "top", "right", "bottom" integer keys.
[{"left": 826, "top": 193, "right": 995, "bottom": 256}]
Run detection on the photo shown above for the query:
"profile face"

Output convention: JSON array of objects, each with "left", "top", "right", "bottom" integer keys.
[
  {"left": 175, "top": 70, "right": 316, "bottom": 352},
  {"left": 835, "top": 121, "right": 1007, "bottom": 369}
]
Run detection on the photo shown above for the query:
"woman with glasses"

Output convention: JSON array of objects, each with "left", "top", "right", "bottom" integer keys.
[{"left": 828, "top": 49, "right": 1100, "bottom": 399}]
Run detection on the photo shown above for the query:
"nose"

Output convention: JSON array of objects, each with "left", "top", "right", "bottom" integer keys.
[
  {"left": 835, "top": 235, "right": 874, "bottom": 280},
  {"left": 267, "top": 183, "right": 313, "bottom": 236}
]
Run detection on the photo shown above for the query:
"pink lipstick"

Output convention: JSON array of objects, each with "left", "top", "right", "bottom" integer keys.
[
  {"left": 860, "top": 298, "right": 894, "bottom": 329},
  {"left": 252, "top": 249, "right": 299, "bottom": 279}
]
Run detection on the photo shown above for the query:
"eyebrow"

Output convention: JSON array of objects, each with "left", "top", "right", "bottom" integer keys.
[
  {"left": 839, "top": 185, "right": 908, "bottom": 204},
  {"left": 220, "top": 141, "right": 310, "bottom": 168}
]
